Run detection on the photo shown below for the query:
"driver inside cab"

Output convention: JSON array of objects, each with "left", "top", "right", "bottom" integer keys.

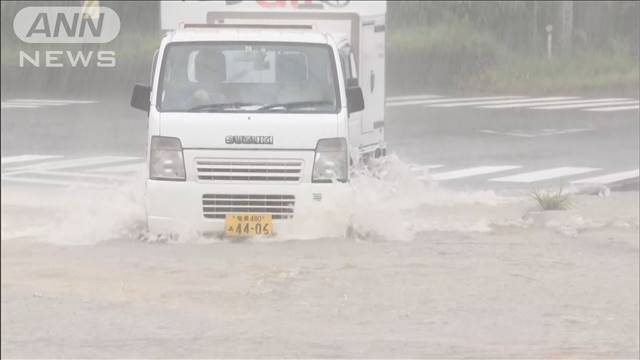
[{"left": 189, "top": 49, "right": 228, "bottom": 108}]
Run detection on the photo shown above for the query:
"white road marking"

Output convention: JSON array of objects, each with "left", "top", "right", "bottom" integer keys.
[
  {"left": 30, "top": 170, "right": 129, "bottom": 180},
  {"left": 388, "top": 96, "right": 524, "bottom": 107},
  {"left": 429, "top": 97, "right": 575, "bottom": 108},
  {"left": 571, "top": 169, "right": 639, "bottom": 185},
  {"left": 87, "top": 163, "right": 145, "bottom": 175},
  {"left": 4, "top": 156, "right": 140, "bottom": 173},
  {"left": 585, "top": 104, "right": 640, "bottom": 112},
  {"left": 386, "top": 94, "right": 442, "bottom": 102},
  {"left": 6, "top": 102, "right": 68, "bottom": 107},
  {"left": 531, "top": 100, "right": 639, "bottom": 110},
  {"left": 1, "top": 155, "right": 64, "bottom": 165},
  {"left": 410, "top": 164, "right": 445, "bottom": 171},
  {"left": 479, "top": 97, "right": 626, "bottom": 109},
  {"left": 490, "top": 167, "right": 600, "bottom": 183},
  {"left": 7, "top": 99, "right": 97, "bottom": 104},
  {"left": 384, "top": 94, "right": 640, "bottom": 113},
  {"left": 430, "top": 166, "right": 522, "bottom": 181},
  {"left": 480, "top": 130, "right": 537, "bottom": 138},
  {"left": 0, "top": 176, "right": 100, "bottom": 187},
  {"left": 480, "top": 128, "right": 594, "bottom": 138},
  {"left": 1, "top": 155, "right": 142, "bottom": 187},
  {"left": 1, "top": 99, "right": 97, "bottom": 109},
  {"left": 1, "top": 103, "right": 40, "bottom": 109}
]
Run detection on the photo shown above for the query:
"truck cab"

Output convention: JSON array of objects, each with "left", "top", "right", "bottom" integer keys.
[{"left": 130, "top": 2, "right": 386, "bottom": 238}]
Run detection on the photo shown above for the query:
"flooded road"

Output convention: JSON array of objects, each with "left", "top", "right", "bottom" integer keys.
[
  {"left": 2, "top": 94, "right": 639, "bottom": 358},
  {"left": 1, "top": 166, "right": 639, "bottom": 358}
]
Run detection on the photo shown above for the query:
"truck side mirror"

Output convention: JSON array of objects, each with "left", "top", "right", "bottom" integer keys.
[
  {"left": 346, "top": 86, "right": 364, "bottom": 113},
  {"left": 131, "top": 84, "right": 151, "bottom": 111}
]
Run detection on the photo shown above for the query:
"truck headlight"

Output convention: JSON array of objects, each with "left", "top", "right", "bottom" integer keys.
[
  {"left": 312, "top": 138, "right": 348, "bottom": 183},
  {"left": 149, "top": 136, "right": 186, "bottom": 181}
]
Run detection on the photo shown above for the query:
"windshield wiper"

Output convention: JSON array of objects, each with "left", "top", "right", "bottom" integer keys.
[
  {"left": 256, "top": 101, "right": 334, "bottom": 112},
  {"left": 188, "top": 102, "right": 256, "bottom": 112}
]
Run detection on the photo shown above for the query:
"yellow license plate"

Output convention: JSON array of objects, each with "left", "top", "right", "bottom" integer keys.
[{"left": 224, "top": 214, "right": 272, "bottom": 236}]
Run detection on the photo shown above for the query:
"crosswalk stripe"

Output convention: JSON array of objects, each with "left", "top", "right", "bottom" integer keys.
[
  {"left": 1, "top": 169, "right": 131, "bottom": 186},
  {"left": 31, "top": 170, "right": 129, "bottom": 180},
  {"left": 0, "top": 176, "right": 78, "bottom": 187},
  {"left": 1, "top": 104, "right": 40, "bottom": 109},
  {"left": 4, "top": 102, "right": 68, "bottom": 107},
  {"left": 386, "top": 94, "right": 442, "bottom": 102},
  {"left": 1, "top": 99, "right": 97, "bottom": 110},
  {"left": 87, "top": 163, "right": 145, "bottom": 175},
  {"left": 480, "top": 128, "right": 594, "bottom": 138},
  {"left": 410, "top": 164, "right": 444, "bottom": 171},
  {"left": 1, "top": 155, "right": 140, "bottom": 188},
  {"left": 531, "top": 100, "right": 639, "bottom": 110},
  {"left": 490, "top": 167, "right": 600, "bottom": 183},
  {"left": 1, "top": 155, "right": 64, "bottom": 165},
  {"left": 429, "top": 97, "right": 574, "bottom": 108},
  {"left": 0, "top": 175, "right": 108, "bottom": 187},
  {"left": 7, "top": 99, "right": 97, "bottom": 104},
  {"left": 585, "top": 104, "right": 640, "bottom": 112},
  {"left": 4, "top": 156, "right": 139, "bottom": 172},
  {"left": 388, "top": 96, "right": 524, "bottom": 107},
  {"left": 479, "top": 97, "right": 626, "bottom": 109},
  {"left": 430, "top": 166, "right": 521, "bottom": 181},
  {"left": 571, "top": 169, "right": 639, "bottom": 185}
]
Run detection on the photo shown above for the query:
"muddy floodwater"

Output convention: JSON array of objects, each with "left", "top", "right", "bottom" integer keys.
[{"left": 2, "top": 159, "right": 638, "bottom": 358}]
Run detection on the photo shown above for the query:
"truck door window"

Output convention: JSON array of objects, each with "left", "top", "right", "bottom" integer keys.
[
  {"left": 339, "top": 45, "right": 356, "bottom": 86},
  {"left": 349, "top": 52, "right": 358, "bottom": 80},
  {"left": 150, "top": 49, "right": 158, "bottom": 87}
]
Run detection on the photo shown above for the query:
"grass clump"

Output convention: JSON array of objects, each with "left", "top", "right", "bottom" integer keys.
[{"left": 531, "top": 188, "right": 572, "bottom": 211}]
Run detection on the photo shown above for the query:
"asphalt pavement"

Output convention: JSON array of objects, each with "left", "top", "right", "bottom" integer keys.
[
  {"left": 1, "top": 92, "right": 638, "bottom": 193},
  {"left": 385, "top": 93, "right": 639, "bottom": 192}
]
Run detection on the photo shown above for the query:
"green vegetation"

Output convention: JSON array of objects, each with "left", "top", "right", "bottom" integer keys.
[
  {"left": 463, "top": 38, "right": 639, "bottom": 94},
  {"left": 387, "top": 20, "right": 639, "bottom": 94},
  {"left": 387, "top": 1, "right": 639, "bottom": 95},
  {"left": 531, "top": 188, "right": 572, "bottom": 211}
]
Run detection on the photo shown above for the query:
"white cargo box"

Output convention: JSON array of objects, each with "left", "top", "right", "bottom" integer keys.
[{"left": 161, "top": 1, "right": 386, "bottom": 30}]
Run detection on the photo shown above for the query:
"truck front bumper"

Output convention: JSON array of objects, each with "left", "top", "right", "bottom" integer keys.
[{"left": 145, "top": 180, "right": 353, "bottom": 238}]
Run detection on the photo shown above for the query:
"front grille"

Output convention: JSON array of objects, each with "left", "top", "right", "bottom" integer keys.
[
  {"left": 202, "top": 194, "right": 295, "bottom": 219},
  {"left": 196, "top": 158, "right": 303, "bottom": 182}
]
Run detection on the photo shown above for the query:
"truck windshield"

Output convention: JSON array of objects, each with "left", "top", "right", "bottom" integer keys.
[{"left": 157, "top": 42, "right": 340, "bottom": 113}]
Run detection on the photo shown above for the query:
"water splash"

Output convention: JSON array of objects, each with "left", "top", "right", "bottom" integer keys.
[{"left": 4, "top": 154, "right": 527, "bottom": 245}]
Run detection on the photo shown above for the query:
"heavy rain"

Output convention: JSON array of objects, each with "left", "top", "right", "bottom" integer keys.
[{"left": 1, "top": 1, "right": 639, "bottom": 358}]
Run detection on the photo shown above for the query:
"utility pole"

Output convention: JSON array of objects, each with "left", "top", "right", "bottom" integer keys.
[
  {"left": 559, "top": 1, "right": 573, "bottom": 56},
  {"left": 546, "top": 24, "right": 553, "bottom": 60},
  {"left": 532, "top": 1, "right": 538, "bottom": 55}
]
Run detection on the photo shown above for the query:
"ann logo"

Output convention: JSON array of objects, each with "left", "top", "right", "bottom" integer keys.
[
  {"left": 13, "top": 6, "right": 120, "bottom": 67},
  {"left": 26, "top": 11, "right": 104, "bottom": 39},
  {"left": 14, "top": 6, "right": 120, "bottom": 43}
]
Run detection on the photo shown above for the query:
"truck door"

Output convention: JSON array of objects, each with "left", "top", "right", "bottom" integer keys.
[
  {"left": 339, "top": 44, "right": 363, "bottom": 156},
  {"left": 360, "top": 18, "right": 385, "bottom": 134}
]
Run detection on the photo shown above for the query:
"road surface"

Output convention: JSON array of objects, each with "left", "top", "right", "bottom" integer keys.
[
  {"left": 2, "top": 93, "right": 638, "bottom": 192},
  {"left": 1, "top": 93, "right": 639, "bottom": 358}
]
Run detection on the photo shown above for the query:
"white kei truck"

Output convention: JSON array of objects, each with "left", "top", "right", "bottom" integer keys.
[{"left": 130, "top": 0, "right": 386, "bottom": 238}]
